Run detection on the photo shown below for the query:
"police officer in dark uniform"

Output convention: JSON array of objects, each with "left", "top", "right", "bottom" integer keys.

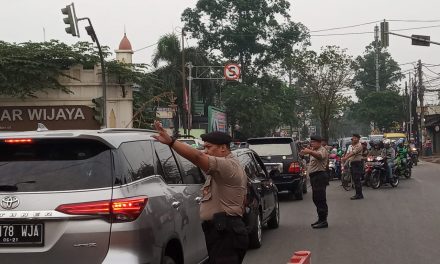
[
  {"left": 300, "top": 135, "right": 329, "bottom": 229},
  {"left": 153, "top": 121, "right": 248, "bottom": 264}
]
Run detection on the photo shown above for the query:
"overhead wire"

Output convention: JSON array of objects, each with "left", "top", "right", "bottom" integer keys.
[
  {"left": 387, "top": 19, "right": 440, "bottom": 23},
  {"left": 134, "top": 32, "right": 184, "bottom": 53},
  {"left": 311, "top": 31, "right": 373, "bottom": 37},
  {"left": 424, "top": 66, "right": 440, "bottom": 77},
  {"left": 399, "top": 61, "right": 418, "bottom": 66},
  {"left": 391, "top": 24, "right": 440, "bottom": 32},
  {"left": 134, "top": 42, "right": 159, "bottom": 53},
  {"left": 309, "top": 21, "right": 381, "bottom": 33}
]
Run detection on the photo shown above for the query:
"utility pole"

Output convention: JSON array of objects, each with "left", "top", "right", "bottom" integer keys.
[
  {"left": 375, "top": 25, "right": 380, "bottom": 92},
  {"left": 418, "top": 60, "right": 425, "bottom": 154},
  {"left": 181, "top": 28, "right": 187, "bottom": 134},
  {"left": 412, "top": 71, "right": 419, "bottom": 146},
  {"left": 187, "top": 62, "right": 193, "bottom": 134},
  {"left": 408, "top": 73, "right": 412, "bottom": 141},
  {"left": 405, "top": 80, "right": 408, "bottom": 136}
]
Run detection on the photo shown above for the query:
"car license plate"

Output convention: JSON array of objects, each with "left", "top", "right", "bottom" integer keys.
[
  {"left": 0, "top": 223, "right": 44, "bottom": 247},
  {"left": 266, "top": 165, "right": 276, "bottom": 171}
]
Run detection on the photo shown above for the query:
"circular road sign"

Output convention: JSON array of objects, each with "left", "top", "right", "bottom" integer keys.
[{"left": 224, "top": 63, "right": 241, "bottom": 81}]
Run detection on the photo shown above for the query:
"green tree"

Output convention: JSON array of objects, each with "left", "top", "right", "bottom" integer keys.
[
  {"left": 223, "top": 76, "right": 283, "bottom": 137},
  {"left": 181, "top": 0, "right": 308, "bottom": 82},
  {"left": 294, "top": 46, "right": 353, "bottom": 140},
  {"left": 151, "top": 33, "right": 217, "bottom": 124},
  {"left": 182, "top": 0, "right": 308, "bottom": 136},
  {"left": 351, "top": 42, "right": 405, "bottom": 131},
  {"left": 351, "top": 90, "right": 405, "bottom": 131},
  {"left": 352, "top": 42, "right": 404, "bottom": 100},
  {"left": 0, "top": 40, "right": 106, "bottom": 98}
]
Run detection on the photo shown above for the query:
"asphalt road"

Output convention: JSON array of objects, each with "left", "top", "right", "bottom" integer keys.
[{"left": 243, "top": 161, "right": 440, "bottom": 264}]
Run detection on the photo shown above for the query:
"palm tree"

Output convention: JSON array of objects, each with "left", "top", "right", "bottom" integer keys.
[{"left": 151, "top": 33, "right": 217, "bottom": 132}]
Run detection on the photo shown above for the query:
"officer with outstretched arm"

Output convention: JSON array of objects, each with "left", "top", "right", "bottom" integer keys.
[{"left": 153, "top": 121, "right": 248, "bottom": 264}]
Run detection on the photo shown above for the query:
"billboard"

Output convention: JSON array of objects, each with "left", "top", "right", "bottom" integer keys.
[{"left": 208, "top": 106, "right": 227, "bottom": 133}]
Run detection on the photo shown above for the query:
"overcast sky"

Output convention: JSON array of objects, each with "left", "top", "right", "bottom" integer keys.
[{"left": 2, "top": 0, "right": 440, "bottom": 102}]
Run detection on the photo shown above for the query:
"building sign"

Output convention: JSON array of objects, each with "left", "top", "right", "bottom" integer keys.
[
  {"left": 208, "top": 106, "right": 227, "bottom": 133},
  {"left": 0, "top": 106, "right": 100, "bottom": 131},
  {"left": 156, "top": 107, "right": 174, "bottom": 119}
]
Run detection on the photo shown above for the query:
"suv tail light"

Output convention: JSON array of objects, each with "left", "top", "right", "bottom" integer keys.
[
  {"left": 4, "top": 139, "right": 33, "bottom": 144},
  {"left": 288, "top": 162, "right": 301, "bottom": 174},
  {"left": 55, "top": 196, "right": 148, "bottom": 222}
]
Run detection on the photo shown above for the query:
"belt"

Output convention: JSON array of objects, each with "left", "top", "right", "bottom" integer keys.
[
  {"left": 202, "top": 214, "right": 242, "bottom": 224},
  {"left": 309, "top": 171, "right": 326, "bottom": 176}
]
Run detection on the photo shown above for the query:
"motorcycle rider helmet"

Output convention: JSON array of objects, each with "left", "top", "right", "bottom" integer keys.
[
  {"left": 384, "top": 139, "right": 391, "bottom": 146},
  {"left": 372, "top": 140, "right": 380, "bottom": 149}
]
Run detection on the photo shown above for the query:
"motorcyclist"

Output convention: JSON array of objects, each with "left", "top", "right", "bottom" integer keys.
[
  {"left": 381, "top": 139, "right": 396, "bottom": 182},
  {"left": 361, "top": 141, "right": 369, "bottom": 160},
  {"left": 330, "top": 143, "right": 343, "bottom": 156},
  {"left": 330, "top": 143, "right": 342, "bottom": 179},
  {"left": 368, "top": 141, "right": 382, "bottom": 157},
  {"left": 360, "top": 140, "right": 369, "bottom": 181},
  {"left": 396, "top": 139, "right": 409, "bottom": 170}
]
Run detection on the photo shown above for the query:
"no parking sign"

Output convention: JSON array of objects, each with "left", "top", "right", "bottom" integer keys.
[{"left": 224, "top": 63, "right": 241, "bottom": 81}]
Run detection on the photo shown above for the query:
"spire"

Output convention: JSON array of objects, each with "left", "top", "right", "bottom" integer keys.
[{"left": 118, "top": 32, "right": 132, "bottom": 51}]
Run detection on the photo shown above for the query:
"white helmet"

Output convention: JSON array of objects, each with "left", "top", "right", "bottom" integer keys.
[{"left": 383, "top": 139, "right": 391, "bottom": 145}]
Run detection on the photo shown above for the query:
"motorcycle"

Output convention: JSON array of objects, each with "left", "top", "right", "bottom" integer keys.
[
  {"left": 395, "top": 155, "right": 412, "bottom": 179},
  {"left": 363, "top": 156, "right": 375, "bottom": 187},
  {"left": 410, "top": 147, "right": 418, "bottom": 166},
  {"left": 329, "top": 158, "right": 337, "bottom": 180},
  {"left": 370, "top": 156, "right": 399, "bottom": 189},
  {"left": 328, "top": 153, "right": 341, "bottom": 180}
]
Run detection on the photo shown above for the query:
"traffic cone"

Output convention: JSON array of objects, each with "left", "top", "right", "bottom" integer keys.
[{"left": 287, "top": 251, "right": 311, "bottom": 264}]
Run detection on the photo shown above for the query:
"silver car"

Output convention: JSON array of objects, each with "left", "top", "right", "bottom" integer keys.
[{"left": 0, "top": 129, "right": 208, "bottom": 264}]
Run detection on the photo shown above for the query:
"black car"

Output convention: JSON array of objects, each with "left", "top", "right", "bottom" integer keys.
[
  {"left": 247, "top": 137, "right": 307, "bottom": 200},
  {"left": 232, "top": 148, "right": 280, "bottom": 249}
]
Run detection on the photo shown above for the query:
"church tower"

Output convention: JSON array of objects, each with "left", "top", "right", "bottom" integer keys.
[{"left": 115, "top": 33, "right": 133, "bottom": 63}]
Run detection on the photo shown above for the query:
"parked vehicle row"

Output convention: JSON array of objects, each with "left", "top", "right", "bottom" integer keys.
[{"left": 0, "top": 130, "right": 295, "bottom": 264}]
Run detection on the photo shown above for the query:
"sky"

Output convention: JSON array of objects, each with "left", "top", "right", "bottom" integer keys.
[{"left": 2, "top": 0, "right": 440, "bottom": 102}]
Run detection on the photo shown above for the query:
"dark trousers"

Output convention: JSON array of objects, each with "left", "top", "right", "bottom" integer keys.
[
  {"left": 202, "top": 214, "right": 248, "bottom": 264},
  {"left": 310, "top": 171, "right": 328, "bottom": 221},
  {"left": 350, "top": 161, "right": 364, "bottom": 196}
]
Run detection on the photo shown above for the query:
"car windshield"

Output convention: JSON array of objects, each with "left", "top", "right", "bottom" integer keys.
[{"left": 0, "top": 138, "right": 112, "bottom": 192}]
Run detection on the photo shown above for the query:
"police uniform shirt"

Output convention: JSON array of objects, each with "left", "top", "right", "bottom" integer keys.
[
  {"left": 308, "top": 146, "right": 329, "bottom": 174},
  {"left": 200, "top": 154, "right": 247, "bottom": 221},
  {"left": 350, "top": 143, "right": 363, "bottom": 162}
]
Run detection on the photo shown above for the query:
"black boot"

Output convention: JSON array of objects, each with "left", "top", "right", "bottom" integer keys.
[
  {"left": 311, "top": 220, "right": 320, "bottom": 227},
  {"left": 350, "top": 194, "right": 364, "bottom": 200},
  {"left": 312, "top": 220, "right": 328, "bottom": 229}
]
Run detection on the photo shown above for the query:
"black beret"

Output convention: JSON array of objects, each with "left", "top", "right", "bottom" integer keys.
[
  {"left": 310, "top": 135, "right": 322, "bottom": 142},
  {"left": 201, "top": 131, "right": 232, "bottom": 145},
  {"left": 352, "top": 133, "right": 361, "bottom": 139}
]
